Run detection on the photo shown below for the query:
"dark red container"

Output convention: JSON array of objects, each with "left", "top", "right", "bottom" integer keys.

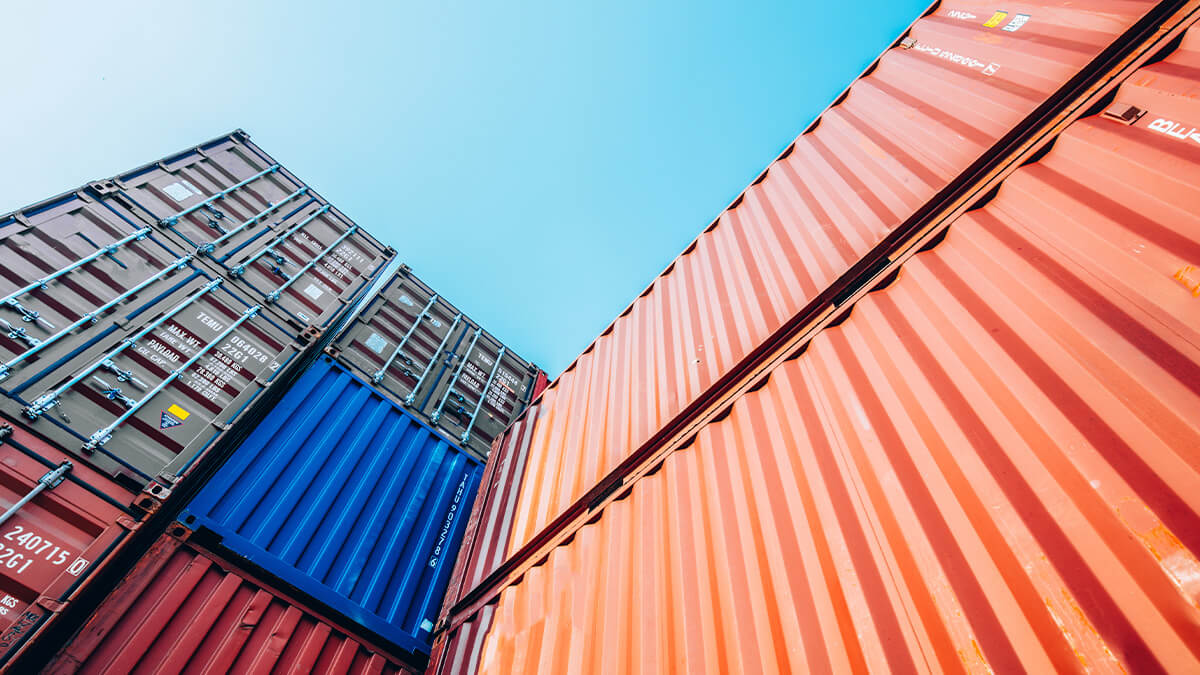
[
  {"left": 0, "top": 417, "right": 142, "bottom": 667},
  {"left": 46, "top": 532, "right": 417, "bottom": 674}
]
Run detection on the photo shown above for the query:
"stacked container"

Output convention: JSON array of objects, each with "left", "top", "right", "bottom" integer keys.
[
  {"left": 0, "top": 130, "right": 394, "bottom": 668},
  {"left": 331, "top": 267, "right": 543, "bottom": 460},
  {"left": 126, "top": 264, "right": 544, "bottom": 670},
  {"left": 46, "top": 532, "right": 418, "bottom": 674},
  {"left": 431, "top": 2, "right": 1200, "bottom": 673}
]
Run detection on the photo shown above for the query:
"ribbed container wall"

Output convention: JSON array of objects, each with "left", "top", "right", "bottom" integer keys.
[
  {"left": 45, "top": 533, "right": 417, "bottom": 674},
  {"left": 436, "top": 0, "right": 1167, "bottom": 602},
  {"left": 432, "top": 14, "right": 1200, "bottom": 674},
  {"left": 485, "top": 0, "right": 1164, "bottom": 562},
  {"left": 0, "top": 418, "right": 141, "bottom": 666},
  {"left": 331, "top": 267, "right": 541, "bottom": 460},
  {"left": 179, "top": 357, "right": 484, "bottom": 661}
]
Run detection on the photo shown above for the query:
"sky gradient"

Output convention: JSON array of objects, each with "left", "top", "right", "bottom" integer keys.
[{"left": 2, "top": 1, "right": 930, "bottom": 375}]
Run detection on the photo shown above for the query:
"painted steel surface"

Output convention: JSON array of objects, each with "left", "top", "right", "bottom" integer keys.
[
  {"left": 0, "top": 272, "right": 303, "bottom": 489},
  {"left": 494, "top": 0, "right": 1164, "bottom": 560},
  {"left": 0, "top": 189, "right": 189, "bottom": 384},
  {"left": 438, "top": 401, "right": 541, "bottom": 617},
  {"left": 179, "top": 357, "right": 484, "bottom": 659},
  {"left": 0, "top": 417, "right": 139, "bottom": 668},
  {"left": 332, "top": 267, "right": 539, "bottom": 460},
  {"left": 435, "top": 18, "right": 1200, "bottom": 673},
  {"left": 96, "top": 131, "right": 394, "bottom": 333},
  {"left": 46, "top": 533, "right": 416, "bottom": 674}
]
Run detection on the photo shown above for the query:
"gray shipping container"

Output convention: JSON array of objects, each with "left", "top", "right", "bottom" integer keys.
[
  {"left": 330, "top": 266, "right": 540, "bottom": 460},
  {"left": 1, "top": 187, "right": 190, "bottom": 383},
  {"left": 1, "top": 267, "right": 304, "bottom": 493},
  {"left": 0, "top": 130, "right": 397, "bottom": 499},
  {"left": 91, "top": 131, "right": 394, "bottom": 335}
]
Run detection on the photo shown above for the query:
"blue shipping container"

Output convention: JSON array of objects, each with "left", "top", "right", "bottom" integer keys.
[{"left": 178, "top": 356, "right": 484, "bottom": 658}]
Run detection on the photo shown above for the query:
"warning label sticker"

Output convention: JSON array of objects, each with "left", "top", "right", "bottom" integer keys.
[
  {"left": 983, "top": 11, "right": 1008, "bottom": 27},
  {"left": 160, "top": 404, "right": 189, "bottom": 429},
  {"left": 1002, "top": 13, "right": 1030, "bottom": 32}
]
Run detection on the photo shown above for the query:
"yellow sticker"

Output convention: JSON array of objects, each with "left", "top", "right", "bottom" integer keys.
[
  {"left": 983, "top": 11, "right": 1008, "bottom": 27},
  {"left": 167, "top": 404, "right": 190, "bottom": 421}
]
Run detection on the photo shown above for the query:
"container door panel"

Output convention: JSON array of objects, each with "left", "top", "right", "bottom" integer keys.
[
  {"left": 108, "top": 136, "right": 390, "bottom": 332},
  {"left": 8, "top": 281, "right": 301, "bottom": 486},
  {"left": 428, "top": 331, "right": 535, "bottom": 459},
  {"left": 0, "top": 195, "right": 188, "bottom": 396},
  {"left": 336, "top": 274, "right": 468, "bottom": 415}
]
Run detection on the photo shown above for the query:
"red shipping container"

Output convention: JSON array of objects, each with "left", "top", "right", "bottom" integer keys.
[
  {"left": 47, "top": 532, "right": 417, "bottom": 674},
  {"left": 0, "top": 417, "right": 141, "bottom": 667}
]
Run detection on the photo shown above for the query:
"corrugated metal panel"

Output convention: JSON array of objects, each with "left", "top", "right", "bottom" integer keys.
[
  {"left": 437, "top": 402, "right": 542, "bottom": 620},
  {"left": 496, "top": 0, "right": 1165, "bottom": 560},
  {"left": 179, "top": 357, "right": 484, "bottom": 659},
  {"left": 429, "top": 608, "right": 494, "bottom": 675},
  {"left": 98, "top": 131, "right": 395, "bottom": 334},
  {"left": 437, "top": 19, "right": 1200, "bottom": 672},
  {"left": 0, "top": 416, "right": 140, "bottom": 667},
  {"left": 1, "top": 273, "right": 304, "bottom": 490},
  {"left": 46, "top": 533, "right": 416, "bottom": 674},
  {"left": 331, "top": 267, "right": 539, "bottom": 460}
]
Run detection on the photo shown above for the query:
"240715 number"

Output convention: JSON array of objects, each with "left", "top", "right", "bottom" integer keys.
[{"left": 1, "top": 526, "right": 88, "bottom": 576}]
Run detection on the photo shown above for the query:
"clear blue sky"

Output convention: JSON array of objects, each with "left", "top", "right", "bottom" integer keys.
[{"left": 2, "top": 1, "right": 929, "bottom": 376}]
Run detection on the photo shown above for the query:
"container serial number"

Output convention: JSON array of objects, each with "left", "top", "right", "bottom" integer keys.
[{"left": 0, "top": 526, "right": 88, "bottom": 576}]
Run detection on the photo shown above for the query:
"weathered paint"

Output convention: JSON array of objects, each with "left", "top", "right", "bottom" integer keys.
[
  {"left": 433, "top": 15, "right": 1200, "bottom": 673},
  {"left": 497, "top": 0, "right": 1166, "bottom": 562},
  {"left": 179, "top": 357, "right": 484, "bottom": 659},
  {"left": 45, "top": 533, "right": 416, "bottom": 674}
]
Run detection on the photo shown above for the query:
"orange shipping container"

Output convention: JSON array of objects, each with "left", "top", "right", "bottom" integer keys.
[
  {"left": 490, "top": 0, "right": 1171, "bottom": 568},
  {"left": 431, "top": 13, "right": 1200, "bottom": 673}
]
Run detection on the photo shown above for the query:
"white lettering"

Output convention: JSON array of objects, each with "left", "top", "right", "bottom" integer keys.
[{"left": 1147, "top": 117, "right": 1200, "bottom": 145}]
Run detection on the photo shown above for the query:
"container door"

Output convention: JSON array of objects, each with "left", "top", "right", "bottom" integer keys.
[
  {"left": 101, "top": 134, "right": 391, "bottom": 333},
  {"left": 0, "top": 421, "right": 137, "bottom": 665},
  {"left": 6, "top": 280, "right": 302, "bottom": 487},
  {"left": 426, "top": 328, "right": 535, "bottom": 459},
  {"left": 0, "top": 193, "right": 192, "bottom": 397},
  {"left": 333, "top": 272, "right": 470, "bottom": 416}
]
